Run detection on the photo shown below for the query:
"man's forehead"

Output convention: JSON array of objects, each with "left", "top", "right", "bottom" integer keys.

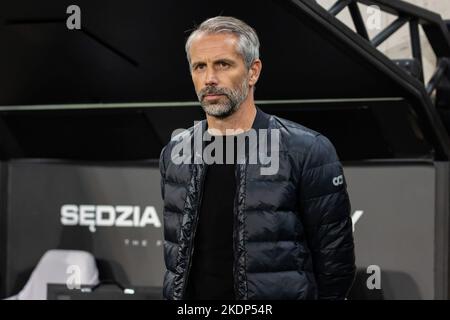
[{"left": 189, "top": 33, "right": 241, "bottom": 60}]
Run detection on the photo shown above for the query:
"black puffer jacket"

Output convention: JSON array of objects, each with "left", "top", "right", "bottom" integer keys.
[{"left": 159, "top": 108, "right": 356, "bottom": 300}]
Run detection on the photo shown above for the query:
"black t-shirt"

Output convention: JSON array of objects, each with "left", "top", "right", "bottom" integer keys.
[{"left": 185, "top": 132, "right": 242, "bottom": 300}]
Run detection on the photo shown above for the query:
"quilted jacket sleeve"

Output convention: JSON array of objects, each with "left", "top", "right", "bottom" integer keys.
[{"left": 299, "top": 134, "right": 356, "bottom": 300}]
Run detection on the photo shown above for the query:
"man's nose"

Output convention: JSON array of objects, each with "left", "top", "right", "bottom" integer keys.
[{"left": 204, "top": 66, "right": 218, "bottom": 86}]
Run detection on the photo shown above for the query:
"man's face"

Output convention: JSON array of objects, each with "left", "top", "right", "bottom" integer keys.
[{"left": 189, "top": 33, "right": 250, "bottom": 118}]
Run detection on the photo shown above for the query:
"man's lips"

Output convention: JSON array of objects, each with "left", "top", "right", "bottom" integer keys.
[{"left": 203, "top": 94, "right": 225, "bottom": 100}]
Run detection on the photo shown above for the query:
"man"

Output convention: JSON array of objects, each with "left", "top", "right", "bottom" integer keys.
[{"left": 159, "top": 16, "right": 355, "bottom": 300}]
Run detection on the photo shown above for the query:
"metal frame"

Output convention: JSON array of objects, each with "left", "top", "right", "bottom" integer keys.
[
  {"left": 316, "top": 0, "right": 450, "bottom": 98},
  {"left": 279, "top": 0, "right": 450, "bottom": 161}
]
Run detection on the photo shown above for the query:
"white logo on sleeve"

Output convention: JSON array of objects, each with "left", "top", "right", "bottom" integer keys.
[{"left": 332, "top": 175, "right": 344, "bottom": 186}]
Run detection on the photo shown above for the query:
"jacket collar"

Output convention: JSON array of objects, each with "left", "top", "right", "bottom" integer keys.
[
  {"left": 251, "top": 106, "right": 271, "bottom": 131},
  {"left": 203, "top": 105, "right": 271, "bottom": 133}
]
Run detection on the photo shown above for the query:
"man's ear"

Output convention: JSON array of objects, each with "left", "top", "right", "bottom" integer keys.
[{"left": 248, "top": 59, "right": 262, "bottom": 86}]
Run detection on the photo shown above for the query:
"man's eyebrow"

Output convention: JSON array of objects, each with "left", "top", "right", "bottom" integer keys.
[
  {"left": 191, "top": 61, "right": 205, "bottom": 68},
  {"left": 191, "top": 58, "right": 236, "bottom": 69},
  {"left": 214, "top": 58, "right": 235, "bottom": 65}
]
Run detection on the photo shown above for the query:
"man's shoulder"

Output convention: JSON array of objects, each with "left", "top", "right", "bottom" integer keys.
[
  {"left": 270, "top": 114, "right": 340, "bottom": 169},
  {"left": 270, "top": 114, "right": 328, "bottom": 153}
]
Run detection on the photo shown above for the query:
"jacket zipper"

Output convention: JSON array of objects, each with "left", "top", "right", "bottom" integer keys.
[
  {"left": 181, "top": 164, "right": 208, "bottom": 299},
  {"left": 233, "top": 157, "right": 247, "bottom": 300},
  {"left": 232, "top": 164, "right": 240, "bottom": 299}
]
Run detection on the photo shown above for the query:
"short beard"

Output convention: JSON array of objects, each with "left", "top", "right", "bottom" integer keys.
[{"left": 197, "top": 77, "right": 249, "bottom": 119}]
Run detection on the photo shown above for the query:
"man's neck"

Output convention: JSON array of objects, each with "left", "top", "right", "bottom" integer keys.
[{"left": 205, "top": 99, "right": 257, "bottom": 136}]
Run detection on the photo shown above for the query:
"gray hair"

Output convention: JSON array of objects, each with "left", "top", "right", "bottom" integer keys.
[{"left": 185, "top": 16, "right": 260, "bottom": 70}]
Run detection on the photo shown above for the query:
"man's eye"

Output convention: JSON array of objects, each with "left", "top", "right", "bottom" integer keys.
[
  {"left": 219, "top": 62, "right": 229, "bottom": 68},
  {"left": 194, "top": 64, "right": 205, "bottom": 71}
]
